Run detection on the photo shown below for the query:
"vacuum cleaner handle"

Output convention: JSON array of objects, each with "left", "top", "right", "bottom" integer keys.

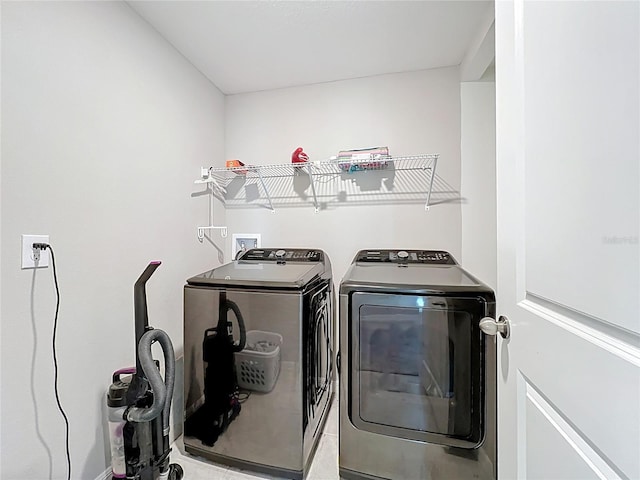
[
  {"left": 134, "top": 261, "right": 161, "bottom": 373},
  {"left": 134, "top": 262, "right": 161, "bottom": 331},
  {"left": 135, "top": 261, "right": 161, "bottom": 285},
  {"left": 225, "top": 300, "right": 246, "bottom": 352},
  {"left": 215, "top": 294, "right": 247, "bottom": 353}
]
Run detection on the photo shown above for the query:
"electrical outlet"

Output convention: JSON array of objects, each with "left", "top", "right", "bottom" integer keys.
[{"left": 21, "top": 234, "right": 49, "bottom": 269}]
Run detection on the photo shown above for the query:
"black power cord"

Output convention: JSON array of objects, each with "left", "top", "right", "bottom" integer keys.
[{"left": 34, "top": 243, "right": 71, "bottom": 480}]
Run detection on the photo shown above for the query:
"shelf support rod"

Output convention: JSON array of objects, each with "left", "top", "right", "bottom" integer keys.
[
  {"left": 425, "top": 155, "right": 438, "bottom": 211},
  {"left": 255, "top": 168, "right": 275, "bottom": 212},
  {"left": 306, "top": 164, "right": 320, "bottom": 213}
]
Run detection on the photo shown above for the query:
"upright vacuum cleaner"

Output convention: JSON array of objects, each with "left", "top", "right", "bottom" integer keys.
[
  {"left": 107, "top": 262, "right": 184, "bottom": 480},
  {"left": 184, "top": 293, "right": 246, "bottom": 446}
]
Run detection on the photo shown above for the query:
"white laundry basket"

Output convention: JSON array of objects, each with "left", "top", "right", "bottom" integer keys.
[{"left": 234, "top": 330, "right": 282, "bottom": 393}]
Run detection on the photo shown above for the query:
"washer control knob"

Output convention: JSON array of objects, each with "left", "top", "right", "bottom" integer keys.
[
  {"left": 397, "top": 250, "right": 409, "bottom": 259},
  {"left": 275, "top": 249, "right": 287, "bottom": 258}
]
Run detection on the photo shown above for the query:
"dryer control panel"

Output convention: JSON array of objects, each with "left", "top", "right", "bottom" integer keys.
[
  {"left": 240, "top": 248, "right": 323, "bottom": 262},
  {"left": 355, "top": 249, "right": 456, "bottom": 265}
]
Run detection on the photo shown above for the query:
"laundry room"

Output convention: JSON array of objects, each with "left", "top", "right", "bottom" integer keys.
[{"left": 2, "top": 2, "right": 638, "bottom": 480}]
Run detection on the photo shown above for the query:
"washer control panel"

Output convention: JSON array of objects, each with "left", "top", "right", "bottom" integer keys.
[
  {"left": 356, "top": 249, "right": 456, "bottom": 265},
  {"left": 240, "top": 248, "right": 323, "bottom": 262}
]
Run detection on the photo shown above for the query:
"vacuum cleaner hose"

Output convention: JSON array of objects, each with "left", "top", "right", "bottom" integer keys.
[{"left": 125, "top": 328, "right": 175, "bottom": 434}]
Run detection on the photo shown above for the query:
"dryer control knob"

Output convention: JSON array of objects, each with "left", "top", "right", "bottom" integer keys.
[
  {"left": 275, "top": 249, "right": 286, "bottom": 258},
  {"left": 397, "top": 250, "right": 409, "bottom": 259}
]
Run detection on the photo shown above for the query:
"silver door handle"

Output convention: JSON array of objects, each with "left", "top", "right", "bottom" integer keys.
[{"left": 479, "top": 316, "right": 510, "bottom": 339}]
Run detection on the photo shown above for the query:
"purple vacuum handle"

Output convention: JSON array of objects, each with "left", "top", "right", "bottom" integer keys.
[
  {"left": 133, "top": 261, "right": 162, "bottom": 374},
  {"left": 112, "top": 367, "right": 136, "bottom": 383},
  {"left": 135, "top": 261, "right": 162, "bottom": 287},
  {"left": 134, "top": 262, "right": 161, "bottom": 329}
]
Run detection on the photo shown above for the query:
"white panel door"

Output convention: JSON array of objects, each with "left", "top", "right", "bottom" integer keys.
[{"left": 495, "top": 1, "right": 639, "bottom": 479}]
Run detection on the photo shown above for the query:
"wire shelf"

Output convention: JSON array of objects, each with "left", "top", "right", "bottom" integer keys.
[
  {"left": 194, "top": 154, "right": 439, "bottom": 234},
  {"left": 201, "top": 155, "right": 437, "bottom": 184}
]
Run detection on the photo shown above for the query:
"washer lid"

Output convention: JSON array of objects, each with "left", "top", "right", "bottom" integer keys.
[
  {"left": 187, "top": 259, "right": 324, "bottom": 289},
  {"left": 340, "top": 250, "right": 492, "bottom": 294}
]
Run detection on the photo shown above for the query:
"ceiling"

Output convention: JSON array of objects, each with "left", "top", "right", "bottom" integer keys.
[{"left": 128, "top": 1, "right": 493, "bottom": 95}]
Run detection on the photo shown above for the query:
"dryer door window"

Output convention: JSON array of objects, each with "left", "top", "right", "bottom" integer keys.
[{"left": 349, "top": 292, "right": 484, "bottom": 448}]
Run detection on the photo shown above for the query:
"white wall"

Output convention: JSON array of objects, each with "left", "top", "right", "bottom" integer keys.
[
  {"left": 0, "top": 2, "right": 224, "bottom": 479},
  {"left": 461, "top": 80, "right": 497, "bottom": 289},
  {"left": 224, "top": 67, "right": 462, "bottom": 283}
]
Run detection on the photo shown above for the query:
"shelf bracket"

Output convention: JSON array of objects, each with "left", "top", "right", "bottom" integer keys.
[
  {"left": 255, "top": 168, "right": 275, "bottom": 212},
  {"left": 197, "top": 225, "right": 228, "bottom": 241},
  {"left": 306, "top": 164, "right": 320, "bottom": 213},
  {"left": 424, "top": 156, "right": 438, "bottom": 211}
]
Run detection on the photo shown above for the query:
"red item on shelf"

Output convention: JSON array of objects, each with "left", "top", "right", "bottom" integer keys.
[{"left": 291, "top": 147, "right": 309, "bottom": 164}]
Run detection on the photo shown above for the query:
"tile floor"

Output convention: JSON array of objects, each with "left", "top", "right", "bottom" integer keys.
[{"left": 171, "top": 396, "right": 339, "bottom": 480}]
